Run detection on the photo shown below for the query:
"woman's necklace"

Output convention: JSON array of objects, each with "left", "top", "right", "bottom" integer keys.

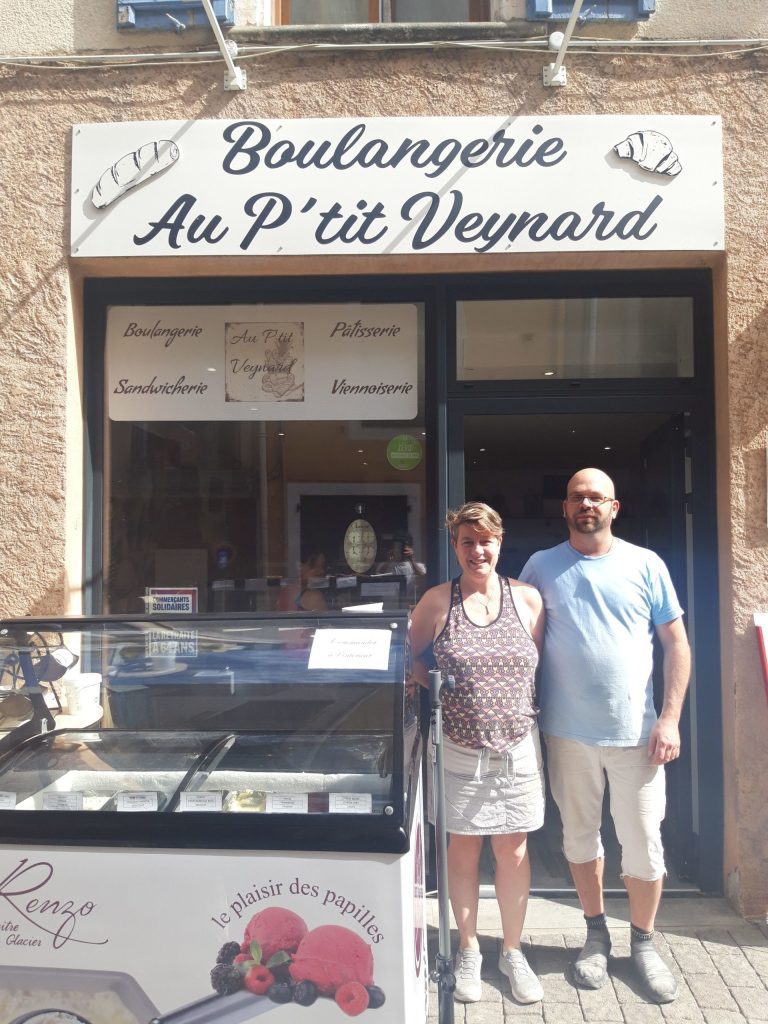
[{"left": 462, "top": 576, "right": 500, "bottom": 614}]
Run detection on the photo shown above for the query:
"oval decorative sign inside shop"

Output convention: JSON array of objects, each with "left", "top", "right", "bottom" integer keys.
[{"left": 344, "top": 518, "right": 377, "bottom": 574}]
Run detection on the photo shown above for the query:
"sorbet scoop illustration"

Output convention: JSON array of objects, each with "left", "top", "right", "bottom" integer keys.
[
  {"left": 207, "top": 909, "right": 385, "bottom": 1016},
  {"left": 289, "top": 924, "right": 374, "bottom": 995}
]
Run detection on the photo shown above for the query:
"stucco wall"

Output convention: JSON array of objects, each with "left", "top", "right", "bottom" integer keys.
[{"left": 1, "top": 40, "right": 766, "bottom": 919}]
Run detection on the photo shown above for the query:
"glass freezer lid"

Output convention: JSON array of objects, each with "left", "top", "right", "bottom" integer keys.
[
  {"left": 187, "top": 732, "right": 394, "bottom": 815},
  {"left": 0, "top": 730, "right": 221, "bottom": 811},
  {"left": 0, "top": 612, "right": 407, "bottom": 736},
  {"left": 0, "top": 614, "right": 415, "bottom": 849}
]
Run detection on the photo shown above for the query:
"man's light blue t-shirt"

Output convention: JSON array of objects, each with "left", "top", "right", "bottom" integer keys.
[{"left": 519, "top": 538, "right": 683, "bottom": 746}]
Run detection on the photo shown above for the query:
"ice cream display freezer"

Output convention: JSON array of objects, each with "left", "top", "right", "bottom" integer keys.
[{"left": 0, "top": 613, "right": 427, "bottom": 1024}]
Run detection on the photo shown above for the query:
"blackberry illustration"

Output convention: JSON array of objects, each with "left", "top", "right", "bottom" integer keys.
[
  {"left": 269, "top": 960, "right": 291, "bottom": 981},
  {"left": 269, "top": 980, "right": 294, "bottom": 1003},
  {"left": 293, "top": 979, "right": 318, "bottom": 1006},
  {"left": 216, "top": 941, "right": 243, "bottom": 964},
  {"left": 211, "top": 963, "right": 244, "bottom": 995}
]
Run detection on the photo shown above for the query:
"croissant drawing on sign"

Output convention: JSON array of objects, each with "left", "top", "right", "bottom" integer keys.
[
  {"left": 91, "top": 139, "right": 180, "bottom": 210},
  {"left": 613, "top": 131, "right": 682, "bottom": 177}
]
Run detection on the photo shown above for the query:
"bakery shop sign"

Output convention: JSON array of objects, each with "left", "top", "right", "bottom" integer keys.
[{"left": 70, "top": 115, "right": 724, "bottom": 258}]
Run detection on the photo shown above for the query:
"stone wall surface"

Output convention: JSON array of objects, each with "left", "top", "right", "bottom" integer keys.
[{"left": 0, "top": 39, "right": 766, "bottom": 917}]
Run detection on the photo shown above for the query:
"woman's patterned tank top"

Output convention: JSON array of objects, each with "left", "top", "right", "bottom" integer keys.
[{"left": 432, "top": 574, "right": 539, "bottom": 752}]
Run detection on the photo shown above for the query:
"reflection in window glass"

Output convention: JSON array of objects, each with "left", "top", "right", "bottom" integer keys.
[
  {"left": 457, "top": 297, "right": 694, "bottom": 380},
  {"left": 105, "top": 305, "right": 427, "bottom": 615},
  {"left": 392, "top": 1, "right": 473, "bottom": 21},
  {"left": 289, "top": 1, "right": 369, "bottom": 24},
  {"left": 287, "top": 1, "right": 477, "bottom": 23}
]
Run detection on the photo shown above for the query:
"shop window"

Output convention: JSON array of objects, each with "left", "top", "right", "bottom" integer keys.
[
  {"left": 117, "top": 0, "right": 234, "bottom": 31},
  {"left": 104, "top": 302, "right": 428, "bottom": 616},
  {"left": 456, "top": 296, "right": 693, "bottom": 381},
  {"left": 276, "top": 1, "right": 491, "bottom": 25},
  {"left": 526, "top": 0, "right": 655, "bottom": 20}
]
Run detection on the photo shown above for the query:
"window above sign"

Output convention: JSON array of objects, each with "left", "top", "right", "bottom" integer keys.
[
  {"left": 275, "top": 0, "right": 653, "bottom": 24},
  {"left": 276, "top": 1, "right": 491, "bottom": 24},
  {"left": 115, "top": 0, "right": 656, "bottom": 31},
  {"left": 117, "top": 0, "right": 234, "bottom": 31},
  {"left": 456, "top": 296, "right": 693, "bottom": 381}
]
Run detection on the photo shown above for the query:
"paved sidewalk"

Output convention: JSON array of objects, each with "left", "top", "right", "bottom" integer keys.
[{"left": 427, "top": 896, "right": 768, "bottom": 1023}]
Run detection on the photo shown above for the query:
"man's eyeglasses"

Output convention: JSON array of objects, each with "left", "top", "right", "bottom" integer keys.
[{"left": 566, "top": 494, "right": 615, "bottom": 507}]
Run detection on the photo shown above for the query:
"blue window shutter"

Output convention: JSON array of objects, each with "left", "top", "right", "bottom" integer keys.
[
  {"left": 117, "top": 1, "right": 234, "bottom": 31},
  {"left": 526, "top": 0, "right": 655, "bottom": 20}
]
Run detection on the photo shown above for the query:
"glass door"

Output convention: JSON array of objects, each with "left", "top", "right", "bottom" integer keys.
[
  {"left": 450, "top": 408, "right": 700, "bottom": 892},
  {"left": 440, "top": 270, "right": 721, "bottom": 894}
]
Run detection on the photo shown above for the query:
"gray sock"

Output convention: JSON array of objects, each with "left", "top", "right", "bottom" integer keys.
[
  {"left": 572, "top": 915, "right": 611, "bottom": 990},
  {"left": 630, "top": 926, "right": 678, "bottom": 1004}
]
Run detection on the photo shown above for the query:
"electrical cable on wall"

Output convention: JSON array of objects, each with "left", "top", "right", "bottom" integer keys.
[{"left": 2, "top": 35, "right": 768, "bottom": 73}]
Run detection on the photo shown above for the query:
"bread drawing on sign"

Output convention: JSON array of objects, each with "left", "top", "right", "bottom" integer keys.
[
  {"left": 613, "top": 130, "right": 682, "bottom": 177},
  {"left": 224, "top": 322, "right": 306, "bottom": 404},
  {"left": 91, "top": 139, "right": 180, "bottom": 209}
]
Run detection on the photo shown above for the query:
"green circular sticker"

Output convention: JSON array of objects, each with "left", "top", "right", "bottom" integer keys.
[{"left": 387, "top": 434, "right": 422, "bottom": 471}]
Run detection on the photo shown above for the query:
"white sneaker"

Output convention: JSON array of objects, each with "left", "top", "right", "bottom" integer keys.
[
  {"left": 453, "top": 947, "right": 482, "bottom": 1003},
  {"left": 498, "top": 948, "right": 544, "bottom": 1004}
]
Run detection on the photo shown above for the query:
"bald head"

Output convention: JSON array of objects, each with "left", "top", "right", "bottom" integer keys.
[
  {"left": 566, "top": 468, "right": 616, "bottom": 500},
  {"left": 563, "top": 468, "right": 619, "bottom": 553}
]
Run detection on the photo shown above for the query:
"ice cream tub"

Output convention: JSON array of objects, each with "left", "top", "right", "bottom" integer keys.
[
  {"left": 0, "top": 965, "right": 158, "bottom": 1024},
  {"left": 61, "top": 674, "right": 101, "bottom": 715}
]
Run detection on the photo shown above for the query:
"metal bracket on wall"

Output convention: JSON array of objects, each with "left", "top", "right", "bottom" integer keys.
[
  {"left": 200, "top": 0, "right": 246, "bottom": 90},
  {"left": 542, "top": 0, "right": 585, "bottom": 87}
]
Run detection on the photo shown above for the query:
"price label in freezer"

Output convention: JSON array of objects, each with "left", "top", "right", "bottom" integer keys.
[
  {"left": 180, "top": 791, "right": 223, "bottom": 811},
  {"left": 117, "top": 792, "right": 159, "bottom": 812},
  {"left": 267, "top": 793, "right": 309, "bottom": 813},
  {"left": 42, "top": 792, "right": 83, "bottom": 811},
  {"left": 308, "top": 629, "right": 392, "bottom": 671},
  {"left": 329, "top": 792, "right": 373, "bottom": 814}
]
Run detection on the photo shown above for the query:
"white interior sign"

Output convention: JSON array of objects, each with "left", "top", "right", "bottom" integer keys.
[
  {"left": 106, "top": 303, "right": 418, "bottom": 421},
  {"left": 308, "top": 629, "right": 392, "bottom": 671},
  {"left": 71, "top": 116, "right": 725, "bottom": 257}
]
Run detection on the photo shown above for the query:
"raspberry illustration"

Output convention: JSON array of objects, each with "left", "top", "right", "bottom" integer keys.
[
  {"left": 335, "top": 981, "right": 370, "bottom": 1016},
  {"left": 244, "top": 965, "right": 275, "bottom": 995}
]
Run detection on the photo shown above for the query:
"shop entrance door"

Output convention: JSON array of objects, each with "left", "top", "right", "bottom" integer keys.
[{"left": 450, "top": 408, "right": 703, "bottom": 893}]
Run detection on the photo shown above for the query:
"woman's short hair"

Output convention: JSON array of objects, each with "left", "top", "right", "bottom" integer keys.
[{"left": 445, "top": 502, "right": 504, "bottom": 543}]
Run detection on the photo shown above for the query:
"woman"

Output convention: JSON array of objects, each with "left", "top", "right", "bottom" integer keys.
[
  {"left": 409, "top": 502, "right": 545, "bottom": 1005},
  {"left": 276, "top": 549, "right": 329, "bottom": 612}
]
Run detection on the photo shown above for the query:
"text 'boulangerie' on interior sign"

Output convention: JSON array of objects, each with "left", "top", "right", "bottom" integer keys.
[{"left": 70, "top": 116, "right": 724, "bottom": 258}]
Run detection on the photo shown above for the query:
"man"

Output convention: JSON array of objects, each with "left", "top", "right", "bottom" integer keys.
[
  {"left": 519, "top": 468, "right": 690, "bottom": 1004},
  {"left": 377, "top": 531, "right": 427, "bottom": 606}
]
